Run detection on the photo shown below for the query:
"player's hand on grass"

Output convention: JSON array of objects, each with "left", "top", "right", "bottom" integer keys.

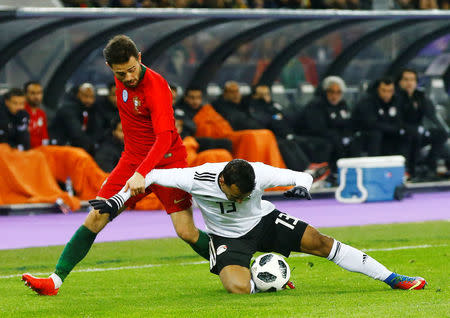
[
  {"left": 124, "top": 172, "right": 145, "bottom": 196},
  {"left": 283, "top": 186, "right": 312, "bottom": 200},
  {"left": 88, "top": 199, "right": 119, "bottom": 221}
]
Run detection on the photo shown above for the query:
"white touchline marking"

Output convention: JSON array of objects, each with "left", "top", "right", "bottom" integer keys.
[{"left": 1, "top": 244, "right": 446, "bottom": 279}]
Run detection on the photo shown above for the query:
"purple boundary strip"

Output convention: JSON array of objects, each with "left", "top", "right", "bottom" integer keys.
[{"left": 0, "top": 192, "right": 449, "bottom": 250}]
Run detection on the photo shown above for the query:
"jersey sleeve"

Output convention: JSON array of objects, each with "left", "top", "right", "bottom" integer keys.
[
  {"left": 252, "top": 162, "right": 313, "bottom": 191},
  {"left": 145, "top": 167, "right": 196, "bottom": 193},
  {"left": 146, "top": 73, "right": 175, "bottom": 135}
]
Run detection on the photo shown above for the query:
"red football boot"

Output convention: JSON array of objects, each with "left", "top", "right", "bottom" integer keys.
[
  {"left": 285, "top": 280, "right": 296, "bottom": 290},
  {"left": 22, "top": 273, "right": 59, "bottom": 296}
]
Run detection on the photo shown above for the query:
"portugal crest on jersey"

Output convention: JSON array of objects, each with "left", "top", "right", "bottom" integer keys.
[{"left": 133, "top": 96, "right": 143, "bottom": 114}]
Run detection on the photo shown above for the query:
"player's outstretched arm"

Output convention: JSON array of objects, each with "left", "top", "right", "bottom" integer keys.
[
  {"left": 253, "top": 162, "right": 313, "bottom": 198},
  {"left": 89, "top": 167, "right": 194, "bottom": 220},
  {"left": 88, "top": 172, "right": 155, "bottom": 220}
]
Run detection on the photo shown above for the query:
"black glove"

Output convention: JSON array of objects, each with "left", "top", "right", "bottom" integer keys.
[
  {"left": 89, "top": 198, "right": 120, "bottom": 221},
  {"left": 283, "top": 186, "right": 312, "bottom": 200}
]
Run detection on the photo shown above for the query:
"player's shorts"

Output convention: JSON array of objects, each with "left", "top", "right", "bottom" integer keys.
[
  {"left": 209, "top": 209, "right": 308, "bottom": 275},
  {"left": 97, "top": 149, "right": 192, "bottom": 215}
]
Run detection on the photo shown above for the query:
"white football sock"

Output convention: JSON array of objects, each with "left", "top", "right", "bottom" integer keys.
[
  {"left": 250, "top": 279, "right": 257, "bottom": 294},
  {"left": 112, "top": 187, "right": 131, "bottom": 208},
  {"left": 327, "top": 240, "right": 392, "bottom": 281},
  {"left": 50, "top": 273, "right": 63, "bottom": 289}
]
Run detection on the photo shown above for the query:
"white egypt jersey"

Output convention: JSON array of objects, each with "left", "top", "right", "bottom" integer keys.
[{"left": 146, "top": 162, "right": 313, "bottom": 238}]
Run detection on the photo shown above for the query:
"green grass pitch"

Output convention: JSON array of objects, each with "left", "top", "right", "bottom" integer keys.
[{"left": 0, "top": 221, "right": 449, "bottom": 317}]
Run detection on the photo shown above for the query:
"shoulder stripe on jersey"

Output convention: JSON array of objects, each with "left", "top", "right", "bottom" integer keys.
[
  {"left": 194, "top": 177, "right": 216, "bottom": 182},
  {"left": 194, "top": 176, "right": 215, "bottom": 180},
  {"left": 194, "top": 172, "right": 217, "bottom": 177}
]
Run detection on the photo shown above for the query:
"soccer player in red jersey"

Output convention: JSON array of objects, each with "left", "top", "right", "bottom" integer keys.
[
  {"left": 23, "top": 81, "right": 49, "bottom": 148},
  {"left": 22, "top": 35, "right": 209, "bottom": 296}
]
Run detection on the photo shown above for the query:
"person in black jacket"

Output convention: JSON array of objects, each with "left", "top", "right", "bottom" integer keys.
[
  {"left": 245, "top": 84, "right": 315, "bottom": 172},
  {"left": 174, "top": 86, "right": 232, "bottom": 152},
  {"left": 212, "top": 81, "right": 260, "bottom": 130},
  {"left": 0, "top": 88, "right": 30, "bottom": 151},
  {"left": 297, "top": 76, "right": 360, "bottom": 172},
  {"left": 397, "top": 68, "right": 449, "bottom": 178},
  {"left": 353, "top": 77, "right": 410, "bottom": 159},
  {"left": 95, "top": 116, "right": 123, "bottom": 172},
  {"left": 49, "top": 83, "right": 103, "bottom": 155}
]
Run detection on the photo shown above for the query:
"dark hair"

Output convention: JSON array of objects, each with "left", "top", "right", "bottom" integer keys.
[
  {"left": 103, "top": 35, "right": 139, "bottom": 66},
  {"left": 376, "top": 77, "right": 394, "bottom": 88},
  {"left": 184, "top": 86, "right": 203, "bottom": 96},
  {"left": 23, "top": 81, "right": 41, "bottom": 93},
  {"left": 4, "top": 88, "right": 25, "bottom": 100},
  {"left": 397, "top": 68, "right": 418, "bottom": 83},
  {"left": 222, "top": 159, "right": 256, "bottom": 194}
]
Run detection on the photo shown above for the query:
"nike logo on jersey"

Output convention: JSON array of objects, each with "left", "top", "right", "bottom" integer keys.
[{"left": 174, "top": 197, "right": 187, "bottom": 204}]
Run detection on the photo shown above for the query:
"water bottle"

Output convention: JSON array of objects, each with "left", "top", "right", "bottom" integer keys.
[{"left": 65, "top": 177, "right": 74, "bottom": 197}]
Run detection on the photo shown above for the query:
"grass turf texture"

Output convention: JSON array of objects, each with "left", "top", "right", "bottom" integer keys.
[{"left": 0, "top": 221, "right": 448, "bottom": 318}]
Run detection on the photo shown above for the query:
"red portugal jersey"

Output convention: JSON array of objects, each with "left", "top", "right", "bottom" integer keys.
[
  {"left": 115, "top": 65, "right": 185, "bottom": 171},
  {"left": 24, "top": 102, "right": 49, "bottom": 148}
]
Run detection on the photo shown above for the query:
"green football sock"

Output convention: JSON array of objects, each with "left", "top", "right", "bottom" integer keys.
[
  {"left": 189, "top": 230, "right": 210, "bottom": 260},
  {"left": 54, "top": 225, "right": 97, "bottom": 281}
]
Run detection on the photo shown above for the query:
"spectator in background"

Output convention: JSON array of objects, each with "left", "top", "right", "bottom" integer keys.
[
  {"left": 139, "top": 0, "right": 158, "bottom": 7},
  {"left": 169, "top": 82, "right": 233, "bottom": 165},
  {"left": 246, "top": 84, "right": 330, "bottom": 178},
  {"left": 439, "top": 0, "right": 449, "bottom": 9},
  {"left": 173, "top": 85, "right": 233, "bottom": 153},
  {"left": 394, "top": 0, "right": 416, "bottom": 9},
  {"left": 172, "top": 0, "right": 190, "bottom": 7},
  {"left": 94, "top": 0, "right": 110, "bottom": 6},
  {"left": 23, "top": 81, "right": 49, "bottom": 148},
  {"left": 296, "top": 76, "right": 360, "bottom": 175},
  {"left": 109, "top": 0, "right": 137, "bottom": 7},
  {"left": 246, "top": 84, "right": 290, "bottom": 135},
  {"left": 49, "top": 83, "right": 102, "bottom": 155},
  {"left": 417, "top": 0, "right": 439, "bottom": 9},
  {"left": 189, "top": 0, "right": 206, "bottom": 7},
  {"left": 0, "top": 88, "right": 30, "bottom": 151},
  {"left": 212, "top": 81, "right": 257, "bottom": 130},
  {"left": 178, "top": 86, "right": 287, "bottom": 167},
  {"left": 353, "top": 77, "right": 410, "bottom": 160},
  {"left": 95, "top": 117, "right": 124, "bottom": 172},
  {"left": 397, "top": 68, "right": 449, "bottom": 178},
  {"left": 97, "top": 82, "right": 119, "bottom": 132}
]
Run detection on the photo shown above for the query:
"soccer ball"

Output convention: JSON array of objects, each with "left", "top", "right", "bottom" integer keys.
[{"left": 251, "top": 253, "right": 290, "bottom": 292}]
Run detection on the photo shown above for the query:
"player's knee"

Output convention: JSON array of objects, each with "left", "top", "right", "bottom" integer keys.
[
  {"left": 224, "top": 280, "right": 251, "bottom": 294},
  {"left": 316, "top": 233, "right": 334, "bottom": 257},
  {"left": 84, "top": 209, "right": 109, "bottom": 233},
  {"left": 302, "top": 226, "right": 333, "bottom": 257}
]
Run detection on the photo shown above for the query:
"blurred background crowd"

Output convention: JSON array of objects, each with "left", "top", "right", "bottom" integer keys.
[
  {"left": 1, "top": 3, "right": 449, "bottom": 210},
  {"left": 61, "top": 0, "right": 450, "bottom": 10}
]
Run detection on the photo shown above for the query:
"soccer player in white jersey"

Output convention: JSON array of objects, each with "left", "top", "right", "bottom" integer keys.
[{"left": 90, "top": 159, "right": 427, "bottom": 294}]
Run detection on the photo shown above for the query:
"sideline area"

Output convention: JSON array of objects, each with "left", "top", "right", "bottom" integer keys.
[{"left": 1, "top": 191, "right": 449, "bottom": 250}]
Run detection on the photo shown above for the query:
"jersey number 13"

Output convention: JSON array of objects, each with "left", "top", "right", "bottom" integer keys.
[{"left": 216, "top": 202, "right": 237, "bottom": 214}]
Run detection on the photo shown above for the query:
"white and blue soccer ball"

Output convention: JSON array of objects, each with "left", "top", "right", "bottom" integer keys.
[{"left": 251, "top": 253, "right": 290, "bottom": 292}]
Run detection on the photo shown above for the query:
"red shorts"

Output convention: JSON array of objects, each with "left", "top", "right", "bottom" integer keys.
[{"left": 97, "top": 150, "right": 192, "bottom": 214}]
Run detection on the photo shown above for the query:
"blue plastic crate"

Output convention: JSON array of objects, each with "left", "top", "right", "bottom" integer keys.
[{"left": 335, "top": 156, "right": 405, "bottom": 203}]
